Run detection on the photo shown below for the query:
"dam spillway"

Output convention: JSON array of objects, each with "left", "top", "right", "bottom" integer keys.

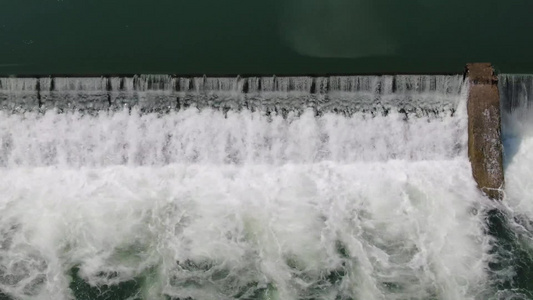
[
  {"left": 0, "top": 74, "right": 531, "bottom": 299},
  {"left": 0, "top": 75, "right": 463, "bottom": 115}
]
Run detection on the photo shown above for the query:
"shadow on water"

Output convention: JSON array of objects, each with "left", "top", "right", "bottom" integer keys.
[
  {"left": 501, "top": 110, "right": 522, "bottom": 171},
  {"left": 501, "top": 131, "right": 521, "bottom": 171},
  {"left": 500, "top": 107, "right": 527, "bottom": 171}
]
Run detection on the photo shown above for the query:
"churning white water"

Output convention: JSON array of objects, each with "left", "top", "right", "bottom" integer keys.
[
  {"left": 500, "top": 76, "right": 533, "bottom": 253},
  {"left": 502, "top": 75, "right": 533, "bottom": 211},
  {"left": 0, "top": 76, "right": 496, "bottom": 300},
  {"left": 0, "top": 108, "right": 466, "bottom": 167},
  {"left": 503, "top": 110, "right": 533, "bottom": 213}
]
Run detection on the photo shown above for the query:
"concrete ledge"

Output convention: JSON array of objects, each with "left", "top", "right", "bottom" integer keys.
[{"left": 466, "top": 63, "right": 504, "bottom": 200}]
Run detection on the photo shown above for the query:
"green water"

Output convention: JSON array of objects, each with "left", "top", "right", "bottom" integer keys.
[
  {"left": 1, "top": 0, "right": 533, "bottom": 75},
  {"left": 69, "top": 267, "right": 143, "bottom": 300}
]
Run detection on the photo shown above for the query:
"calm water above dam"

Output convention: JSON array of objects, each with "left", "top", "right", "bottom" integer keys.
[{"left": 2, "top": 1, "right": 533, "bottom": 75}]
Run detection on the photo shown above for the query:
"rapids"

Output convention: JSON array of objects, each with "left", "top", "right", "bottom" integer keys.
[{"left": 0, "top": 74, "right": 528, "bottom": 299}]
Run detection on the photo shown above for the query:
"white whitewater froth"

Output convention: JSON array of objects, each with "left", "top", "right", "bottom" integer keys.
[
  {"left": 0, "top": 77, "right": 495, "bottom": 300},
  {"left": 0, "top": 161, "right": 490, "bottom": 300},
  {"left": 501, "top": 75, "right": 533, "bottom": 214},
  {"left": 502, "top": 74, "right": 533, "bottom": 217},
  {"left": 0, "top": 108, "right": 465, "bottom": 167}
]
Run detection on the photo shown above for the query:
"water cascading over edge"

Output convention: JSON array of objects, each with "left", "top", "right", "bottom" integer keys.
[
  {"left": 0, "top": 75, "right": 463, "bottom": 115},
  {"left": 0, "top": 74, "right": 499, "bottom": 300},
  {"left": 0, "top": 75, "right": 467, "bottom": 168}
]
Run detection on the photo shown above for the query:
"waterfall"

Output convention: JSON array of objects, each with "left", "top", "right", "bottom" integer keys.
[
  {"left": 0, "top": 75, "right": 505, "bottom": 300},
  {"left": 0, "top": 75, "right": 464, "bottom": 115}
]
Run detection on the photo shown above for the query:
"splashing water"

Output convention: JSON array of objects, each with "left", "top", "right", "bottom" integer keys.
[
  {"left": 485, "top": 74, "right": 533, "bottom": 300},
  {"left": 0, "top": 75, "right": 505, "bottom": 300}
]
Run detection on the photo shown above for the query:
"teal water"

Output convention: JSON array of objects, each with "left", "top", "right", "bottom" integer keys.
[{"left": 1, "top": 1, "right": 533, "bottom": 75}]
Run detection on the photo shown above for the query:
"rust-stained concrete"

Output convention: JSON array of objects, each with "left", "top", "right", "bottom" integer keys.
[{"left": 466, "top": 63, "right": 504, "bottom": 200}]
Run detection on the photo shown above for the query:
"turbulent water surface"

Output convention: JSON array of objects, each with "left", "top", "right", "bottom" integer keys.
[{"left": 0, "top": 75, "right": 530, "bottom": 300}]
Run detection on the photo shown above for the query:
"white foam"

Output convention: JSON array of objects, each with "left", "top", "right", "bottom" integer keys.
[
  {"left": 0, "top": 108, "right": 466, "bottom": 168},
  {"left": 502, "top": 108, "right": 533, "bottom": 214},
  {"left": 500, "top": 74, "right": 533, "bottom": 215},
  {"left": 0, "top": 161, "right": 490, "bottom": 300},
  {"left": 0, "top": 83, "right": 496, "bottom": 299}
]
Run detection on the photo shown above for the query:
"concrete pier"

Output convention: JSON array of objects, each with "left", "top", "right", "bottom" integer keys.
[{"left": 466, "top": 63, "right": 504, "bottom": 200}]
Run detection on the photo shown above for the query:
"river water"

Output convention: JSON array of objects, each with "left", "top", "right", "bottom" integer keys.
[{"left": 0, "top": 75, "right": 530, "bottom": 299}]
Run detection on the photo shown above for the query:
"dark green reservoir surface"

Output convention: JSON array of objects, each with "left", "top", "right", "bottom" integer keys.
[{"left": 1, "top": 0, "right": 533, "bottom": 76}]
